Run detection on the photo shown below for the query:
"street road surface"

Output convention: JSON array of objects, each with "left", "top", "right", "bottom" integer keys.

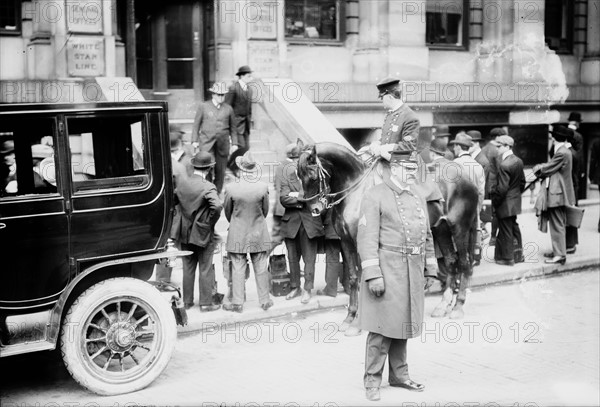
[{"left": 1, "top": 270, "right": 598, "bottom": 406}]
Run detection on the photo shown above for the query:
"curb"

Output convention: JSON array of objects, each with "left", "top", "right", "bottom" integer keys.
[{"left": 176, "top": 257, "right": 600, "bottom": 337}]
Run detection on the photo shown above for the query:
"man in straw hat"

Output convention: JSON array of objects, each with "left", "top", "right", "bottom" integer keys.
[
  {"left": 222, "top": 151, "right": 274, "bottom": 313},
  {"left": 357, "top": 148, "right": 437, "bottom": 402},
  {"left": 225, "top": 65, "right": 253, "bottom": 150},
  {"left": 192, "top": 81, "right": 236, "bottom": 194},
  {"left": 533, "top": 124, "right": 576, "bottom": 265},
  {"left": 172, "top": 151, "right": 223, "bottom": 312}
]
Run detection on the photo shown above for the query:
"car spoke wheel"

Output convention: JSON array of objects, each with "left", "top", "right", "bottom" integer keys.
[{"left": 61, "top": 277, "right": 176, "bottom": 395}]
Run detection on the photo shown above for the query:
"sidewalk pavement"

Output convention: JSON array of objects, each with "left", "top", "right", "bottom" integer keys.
[{"left": 161, "top": 186, "right": 600, "bottom": 336}]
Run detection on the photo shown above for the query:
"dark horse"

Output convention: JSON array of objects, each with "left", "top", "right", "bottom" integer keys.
[{"left": 297, "top": 141, "right": 480, "bottom": 332}]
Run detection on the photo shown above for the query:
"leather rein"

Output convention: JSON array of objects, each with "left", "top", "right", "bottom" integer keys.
[{"left": 300, "top": 155, "right": 380, "bottom": 210}]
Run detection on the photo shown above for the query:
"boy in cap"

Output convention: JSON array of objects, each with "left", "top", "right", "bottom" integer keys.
[
  {"left": 225, "top": 66, "right": 254, "bottom": 150},
  {"left": 192, "top": 81, "right": 236, "bottom": 194},
  {"left": 357, "top": 148, "right": 437, "bottom": 401},
  {"left": 492, "top": 135, "right": 525, "bottom": 266}
]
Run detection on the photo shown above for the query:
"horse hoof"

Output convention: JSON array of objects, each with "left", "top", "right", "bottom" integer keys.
[
  {"left": 431, "top": 303, "right": 449, "bottom": 318},
  {"left": 339, "top": 321, "right": 350, "bottom": 332},
  {"left": 344, "top": 326, "right": 362, "bottom": 337},
  {"left": 449, "top": 305, "right": 465, "bottom": 319}
]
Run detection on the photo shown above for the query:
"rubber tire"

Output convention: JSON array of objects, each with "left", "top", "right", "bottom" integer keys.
[{"left": 60, "top": 277, "right": 176, "bottom": 395}]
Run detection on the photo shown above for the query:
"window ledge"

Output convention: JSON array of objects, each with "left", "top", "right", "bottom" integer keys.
[
  {"left": 286, "top": 39, "right": 344, "bottom": 47},
  {"left": 427, "top": 44, "right": 469, "bottom": 52}
]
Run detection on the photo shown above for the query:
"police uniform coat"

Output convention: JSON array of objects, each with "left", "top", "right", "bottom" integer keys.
[
  {"left": 279, "top": 169, "right": 325, "bottom": 239},
  {"left": 357, "top": 178, "right": 436, "bottom": 339},
  {"left": 380, "top": 103, "right": 419, "bottom": 151},
  {"left": 223, "top": 177, "right": 271, "bottom": 253}
]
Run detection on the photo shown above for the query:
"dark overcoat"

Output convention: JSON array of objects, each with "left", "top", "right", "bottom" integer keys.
[
  {"left": 494, "top": 153, "right": 525, "bottom": 219},
  {"left": 474, "top": 150, "right": 492, "bottom": 198},
  {"left": 357, "top": 178, "right": 436, "bottom": 339},
  {"left": 191, "top": 101, "right": 236, "bottom": 156},
  {"left": 481, "top": 142, "right": 499, "bottom": 195},
  {"left": 224, "top": 81, "right": 252, "bottom": 148},
  {"left": 279, "top": 168, "right": 325, "bottom": 239},
  {"left": 224, "top": 176, "right": 271, "bottom": 253},
  {"left": 172, "top": 174, "right": 222, "bottom": 247}
]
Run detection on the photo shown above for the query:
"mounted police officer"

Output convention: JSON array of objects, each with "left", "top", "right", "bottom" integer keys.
[{"left": 357, "top": 148, "right": 438, "bottom": 402}]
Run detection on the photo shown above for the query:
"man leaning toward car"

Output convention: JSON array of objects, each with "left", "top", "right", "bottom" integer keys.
[{"left": 173, "top": 151, "right": 223, "bottom": 312}]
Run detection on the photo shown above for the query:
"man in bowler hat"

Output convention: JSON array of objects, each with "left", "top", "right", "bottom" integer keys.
[
  {"left": 172, "top": 151, "right": 223, "bottom": 311},
  {"left": 225, "top": 66, "right": 254, "bottom": 150},
  {"left": 192, "top": 82, "right": 236, "bottom": 194}
]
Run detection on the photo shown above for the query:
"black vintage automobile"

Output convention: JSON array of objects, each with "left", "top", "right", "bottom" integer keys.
[{"left": 0, "top": 102, "right": 188, "bottom": 395}]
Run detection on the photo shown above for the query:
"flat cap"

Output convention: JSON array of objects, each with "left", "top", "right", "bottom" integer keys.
[{"left": 495, "top": 135, "right": 514, "bottom": 147}]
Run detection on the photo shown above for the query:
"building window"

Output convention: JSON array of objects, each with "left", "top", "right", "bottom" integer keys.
[
  {"left": 545, "top": 0, "right": 573, "bottom": 54},
  {"left": 285, "top": 0, "right": 339, "bottom": 41},
  {"left": 426, "top": 0, "right": 469, "bottom": 49},
  {"left": 0, "top": 0, "right": 21, "bottom": 35}
]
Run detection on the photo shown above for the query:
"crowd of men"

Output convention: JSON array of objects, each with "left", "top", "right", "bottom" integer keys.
[{"left": 153, "top": 67, "right": 593, "bottom": 402}]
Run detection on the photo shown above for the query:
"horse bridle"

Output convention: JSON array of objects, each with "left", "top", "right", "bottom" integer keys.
[{"left": 300, "top": 155, "right": 381, "bottom": 210}]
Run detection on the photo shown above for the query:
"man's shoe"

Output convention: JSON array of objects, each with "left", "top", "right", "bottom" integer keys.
[
  {"left": 261, "top": 300, "right": 274, "bottom": 311},
  {"left": 495, "top": 259, "right": 515, "bottom": 266},
  {"left": 390, "top": 379, "right": 425, "bottom": 392},
  {"left": 544, "top": 256, "right": 566, "bottom": 265},
  {"left": 285, "top": 287, "right": 301, "bottom": 300},
  {"left": 488, "top": 237, "right": 496, "bottom": 246},
  {"left": 316, "top": 289, "right": 336, "bottom": 297},
  {"left": 184, "top": 303, "right": 194, "bottom": 310},
  {"left": 222, "top": 303, "right": 243, "bottom": 313},
  {"left": 543, "top": 251, "right": 555, "bottom": 258},
  {"left": 200, "top": 304, "right": 221, "bottom": 312},
  {"left": 301, "top": 289, "right": 311, "bottom": 304},
  {"left": 514, "top": 256, "right": 525, "bottom": 264},
  {"left": 365, "top": 387, "right": 380, "bottom": 401},
  {"left": 566, "top": 246, "right": 576, "bottom": 254}
]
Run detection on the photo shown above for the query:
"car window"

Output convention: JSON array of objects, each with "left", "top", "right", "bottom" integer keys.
[
  {"left": 67, "top": 114, "right": 149, "bottom": 192},
  {"left": 1, "top": 118, "right": 58, "bottom": 198}
]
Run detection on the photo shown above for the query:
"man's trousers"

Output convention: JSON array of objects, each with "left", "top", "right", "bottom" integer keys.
[
  {"left": 494, "top": 215, "right": 523, "bottom": 262},
  {"left": 181, "top": 242, "right": 216, "bottom": 307},
  {"left": 364, "top": 332, "right": 409, "bottom": 388},
  {"left": 548, "top": 206, "right": 567, "bottom": 257},
  {"left": 284, "top": 225, "right": 318, "bottom": 291},
  {"left": 228, "top": 251, "right": 270, "bottom": 306}
]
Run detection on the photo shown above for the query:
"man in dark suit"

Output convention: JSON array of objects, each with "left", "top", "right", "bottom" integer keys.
[
  {"left": 567, "top": 111, "right": 586, "bottom": 200},
  {"left": 223, "top": 151, "right": 273, "bottom": 313},
  {"left": 492, "top": 135, "right": 525, "bottom": 266},
  {"left": 271, "top": 143, "right": 299, "bottom": 250},
  {"left": 533, "top": 125, "right": 576, "bottom": 264},
  {"left": 481, "top": 127, "right": 506, "bottom": 245},
  {"left": 224, "top": 65, "right": 253, "bottom": 150},
  {"left": 317, "top": 209, "right": 344, "bottom": 297},
  {"left": 172, "top": 151, "right": 223, "bottom": 311},
  {"left": 192, "top": 82, "right": 236, "bottom": 194},
  {"left": 589, "top": 138, "right": 600, "bottom": 233},
  {"left": 280, "top": 157, "right": 325, "bottom": 304}
]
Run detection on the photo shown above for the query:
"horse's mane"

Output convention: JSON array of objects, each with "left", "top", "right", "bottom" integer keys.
[{"left": 298, "top": 142, "right": 365, "bottom": 193}]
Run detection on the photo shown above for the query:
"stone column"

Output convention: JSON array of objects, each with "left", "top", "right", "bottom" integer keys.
[
  {"left": 352, "top": 0, "right": 377, "bottom": 82},
  {"left": 477, "top": 0, "right": 514, "bottom": 84},
  {"left": 581, "top": 0, "right": 600, "bottom": 85}
]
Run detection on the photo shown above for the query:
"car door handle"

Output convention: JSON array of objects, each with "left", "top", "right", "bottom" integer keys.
[{"left": 0, "top": 223, "right": 5, "bottom": 230}]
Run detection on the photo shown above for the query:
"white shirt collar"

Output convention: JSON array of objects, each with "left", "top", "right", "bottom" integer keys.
[
  {"left": 171, "top": 149, "right": 184, "bottom": 161},
  {"left": 238, "top": 79, "right": 247, "bottom": 91},
  {"left": 212, "top": 99, "right": 221, "bottom": 109},
  {"left": 388, "top": 99, "right": 404, "bottom": 113},
  {"left": 502, "top": 150, "right": 514, "bottom": 160},
  {"left": 554, "top": 141, "right": 566, "bottom": 151}
]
